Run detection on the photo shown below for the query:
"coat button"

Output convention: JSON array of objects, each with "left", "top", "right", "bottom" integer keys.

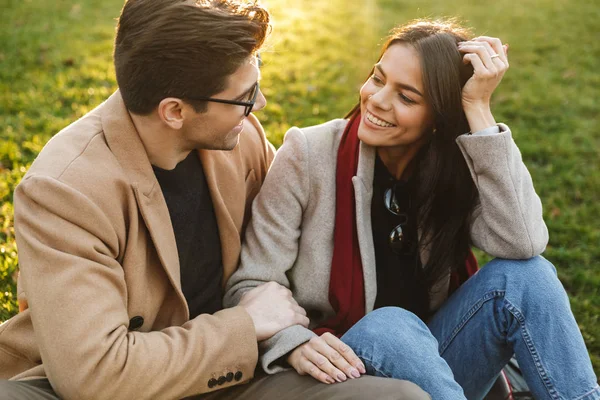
[
  {"left": 234, "top": 371, "right": 243, "bottom": 381},
  {"left": 226, "top": 372, "right": 234, "bottom": 382},
  {"left": 217, "top": 376, "right": 227, "bottom": 385},
  {"left": 128, "top": 316, "right": 144, "bottom": 331},
  {"left": 208, "top": 378, "right": 217, "bottom": 388}
]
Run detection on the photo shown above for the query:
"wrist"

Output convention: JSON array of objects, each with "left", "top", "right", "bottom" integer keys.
[{"left": 463, "top": 104, "right": 496, "bottom": 133}]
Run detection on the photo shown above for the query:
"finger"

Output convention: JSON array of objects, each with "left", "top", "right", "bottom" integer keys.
[
  {"left": 288, "top": 296, "right": 300, "bottom": 307},
  {"left": 462, "top": 53, "right": 488, "bottom": 78},
  {"left": 292, "top": 303, "right": 307, "bottom": 316},
  {"left": 474, "top": 36, "right": 508, "bottom": 64},
  {"left": 307, "top": 337, "right": 354, "bottom": 381},
  {"left": 458, "top": 43, "right": 496, "bottom": 72},
  {"left": 321, "top": 333, "right": 366, "bottom": 375},
  {"left": 293, "top": 312, "right": 310, "bottom": 328},
  {"left": 503, "top": 44, "right": 510, "bottom": 69},
  {"left": 300, "top": 357, "right": 336, "bottom": 384},
  {"left": 474, "top": 38, "right": 507, "bottom": 72},
  {"left": 302, "top": 344, "right": 345, "bottom": 383}
]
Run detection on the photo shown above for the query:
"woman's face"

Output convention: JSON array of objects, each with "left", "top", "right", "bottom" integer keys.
[{"left": 358, "top": 43, "right": 434, "bottom": 150}]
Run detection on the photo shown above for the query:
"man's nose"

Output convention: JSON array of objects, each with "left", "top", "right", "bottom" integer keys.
[{"left": 252, "top": 90, "right": 267, "bottom": 112}]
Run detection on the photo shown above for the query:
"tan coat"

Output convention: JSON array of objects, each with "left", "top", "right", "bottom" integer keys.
[{"left": 0, "top": 91, "right": 275, "bottom": 400}]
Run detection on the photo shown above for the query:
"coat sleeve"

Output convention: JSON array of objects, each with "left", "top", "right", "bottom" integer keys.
[
  {"left": 14, "top": 175, "right": 258, "bottom": 400},
  {"left": 456, "top": 123, "right": 549, "bottom": 259},
  {"left": 224, "top": 127, "right": 317, "bottom": 373}
]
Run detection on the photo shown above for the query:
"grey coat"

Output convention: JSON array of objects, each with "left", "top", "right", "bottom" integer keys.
[{"left": 224, "top": 119, "right": 548, "bottom": 374}]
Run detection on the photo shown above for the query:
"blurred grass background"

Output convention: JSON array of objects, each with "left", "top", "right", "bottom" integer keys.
[{"left": 1, "top": 0, "right": 598, "bottom": 376}]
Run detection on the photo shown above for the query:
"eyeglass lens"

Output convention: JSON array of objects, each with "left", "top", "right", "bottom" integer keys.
[{"left": 245, "top": 83, "right": 259, "bottom": 116}]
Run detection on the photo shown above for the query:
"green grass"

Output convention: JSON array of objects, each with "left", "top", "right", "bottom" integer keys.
[{"left": 1, "top": 0, "right": 598, "bottom": 377}]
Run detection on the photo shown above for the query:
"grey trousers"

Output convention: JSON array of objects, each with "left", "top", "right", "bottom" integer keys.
[{"left": 0, "top": 371, "right": 429, "bottom": 399}]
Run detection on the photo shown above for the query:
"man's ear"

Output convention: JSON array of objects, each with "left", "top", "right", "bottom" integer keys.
[{"left": 157, "top": 98, "right": 185, "bottom": 130}]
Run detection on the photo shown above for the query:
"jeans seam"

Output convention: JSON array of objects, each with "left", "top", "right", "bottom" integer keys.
[
  {"left": 438, "top": 290, "right": 505, "bottom": 356},
  {"left": 503, "top": 299, "right": 560, "bottom": 400},
  {"left": 573, "top": 384, "right": 600, "bottom": 400},
  {"left": 354, "top": 353, "right": 392, "bottom": 378}
]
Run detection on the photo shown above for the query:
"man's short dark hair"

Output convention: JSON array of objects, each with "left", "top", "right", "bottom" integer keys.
[{"left": 114, "top": 0, "right": 270, "bottom": 115}]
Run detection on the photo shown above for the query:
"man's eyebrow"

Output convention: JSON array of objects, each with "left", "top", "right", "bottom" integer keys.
[
  {"left": 234, "top": 77, "right": 259, "bottom": 101},
  {"left": 233, "top": 66, "right": 261, "bottom": 101},
  {"left": 375, "top": 63, "right": 424, "bottom": 98}
]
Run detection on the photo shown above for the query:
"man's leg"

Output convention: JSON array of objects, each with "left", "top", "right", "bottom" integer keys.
[
  {"left": 428, "top": 256, "right": 600, "bottom": 400},
  {"left": 340, "top": 307, "right": 467, "bottom": 400},
  {"left": 191, "top": 370, "right": 429, "bottom": 400},
  {"left": 0, "top": 379, "right": 60, "bottom": 400}
]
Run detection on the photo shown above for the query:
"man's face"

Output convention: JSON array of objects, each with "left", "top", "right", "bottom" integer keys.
[{"left": 182, "top": 55, "right": 266, "bottom": 151}]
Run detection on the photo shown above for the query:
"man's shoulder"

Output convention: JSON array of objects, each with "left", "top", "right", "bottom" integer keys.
[{"left": 22, "top": 105, "right": 127, "bottom": 195}]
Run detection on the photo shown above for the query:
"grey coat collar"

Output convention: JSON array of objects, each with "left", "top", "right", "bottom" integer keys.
[{"left": 351, "top": 140, "right": 448, "bottom": 312}]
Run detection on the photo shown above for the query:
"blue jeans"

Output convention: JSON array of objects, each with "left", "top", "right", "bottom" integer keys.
[{"left": 341, "top": 256, "right": 600, "bottom": 400}]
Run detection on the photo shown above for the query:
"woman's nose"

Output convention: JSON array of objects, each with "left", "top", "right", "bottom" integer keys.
[{"left": 369, "top": 88, "right": 391, "bottom": 111}]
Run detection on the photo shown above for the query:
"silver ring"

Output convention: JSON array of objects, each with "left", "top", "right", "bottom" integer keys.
[{"left": 490, "top": 54, "right": 501, "bottom": 59}]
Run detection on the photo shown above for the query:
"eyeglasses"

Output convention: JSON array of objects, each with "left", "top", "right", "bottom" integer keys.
[
  {"left": 187, "top": 81, "right": 260, "bottom": 117},
  {"left": 384, "top": 184, "right": 413, "bottom": 255}
]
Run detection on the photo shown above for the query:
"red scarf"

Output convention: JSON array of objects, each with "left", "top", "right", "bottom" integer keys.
[{"left": 314, "top": 112, "right": 478, "bottom": 337}]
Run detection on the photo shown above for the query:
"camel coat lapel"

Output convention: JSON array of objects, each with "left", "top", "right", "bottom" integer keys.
[
  {"left": 199, "top": 149, "right": 244, "bottom": 287},
  {"left": 102, "top": 92, "right": 188, "bottom": 316}
]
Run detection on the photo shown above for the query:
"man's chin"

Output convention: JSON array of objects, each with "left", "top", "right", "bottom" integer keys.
[{"left": 212, "top": 135, "right": 240, "bottom": 151}]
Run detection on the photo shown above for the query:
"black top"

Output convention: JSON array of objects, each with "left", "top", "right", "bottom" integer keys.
[
  {"left": 371, "top": 155, "right": 429, "bottom": 320},
  {"left": 153, "top": 151, "right": 223, "bottom": 319}
]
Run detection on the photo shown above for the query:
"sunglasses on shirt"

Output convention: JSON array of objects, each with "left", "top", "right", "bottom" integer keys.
[{"left": 384, "top": 185, "right": 413, "bottom": 255}]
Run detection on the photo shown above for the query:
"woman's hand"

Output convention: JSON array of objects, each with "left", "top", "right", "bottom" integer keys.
[
  {"left": 458, "top": 36, "right": 509, "bottom": 132},
  {"left": 287, "top": 332, "right": 366, "bottom": 384}
]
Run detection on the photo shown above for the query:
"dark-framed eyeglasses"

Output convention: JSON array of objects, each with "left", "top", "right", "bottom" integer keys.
[
  {"left": 384, "top": 185, "right": 413, "bottom": 255},
  {"left": 187, "top": 81, "right": 260, "bottom": 117}
]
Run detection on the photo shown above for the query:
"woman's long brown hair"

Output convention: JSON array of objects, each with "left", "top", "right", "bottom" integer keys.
[{"left": 348, "top": 20, "right": 479, "bottom": 301}]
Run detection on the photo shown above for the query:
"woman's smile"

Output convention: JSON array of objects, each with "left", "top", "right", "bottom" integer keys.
[{"left": 365, "top": 110, "right": 396, "bottom": 128}]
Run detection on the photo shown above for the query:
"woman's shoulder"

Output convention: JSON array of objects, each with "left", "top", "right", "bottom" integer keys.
[
  {"left": 288, "top": 118, "right": 348, "bottom": 143},
  {"left": 284, "top": 118, "right": 348, "bottom": 151},
  {"left": 276, "top": 119, "right": 347, "bottom": 174}
]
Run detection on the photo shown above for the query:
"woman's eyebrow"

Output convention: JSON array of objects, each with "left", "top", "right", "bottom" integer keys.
[{"left": 375, "top": 63, "right": 424, "bottom": 98}]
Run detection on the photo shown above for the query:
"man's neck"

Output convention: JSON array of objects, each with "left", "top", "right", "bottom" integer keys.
[{"left": 129, "top": 112, "right": 191, "bottom": 170}]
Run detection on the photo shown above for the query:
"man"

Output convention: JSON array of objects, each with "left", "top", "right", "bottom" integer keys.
[{"left": 0, "top": 1, "right": 428, "bottom": 399}]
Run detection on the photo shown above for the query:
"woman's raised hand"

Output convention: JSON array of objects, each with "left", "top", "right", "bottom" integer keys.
[
  {"left": 458, "top": 36, "right": 509, "bottom": 132},
  {"left": 287, "top": 332, "right": 366, "bottom": 384}
]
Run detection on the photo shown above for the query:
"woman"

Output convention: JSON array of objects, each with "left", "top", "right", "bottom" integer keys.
[{"left": 224, "top": 20, "right": 599, "bottom": 399}]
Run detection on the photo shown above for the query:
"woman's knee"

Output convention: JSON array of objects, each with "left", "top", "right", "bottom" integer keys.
[
  {"left": 342, "top": 307, "right": 437, "bottom": 354},
  {"left": 356, "top": 307, "right": 429, "bottom": 335},
  {"left": 482, "top": 256, "right": 561, "bottom": 290},
  {"left": 483, "top": 255, "right": 556, "bottom": 278},
  {"left": 482, "top": 256, "right": 569, "bottom": 308}
]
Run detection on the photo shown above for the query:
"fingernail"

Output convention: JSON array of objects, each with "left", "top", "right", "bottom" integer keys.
[
  {"left": 357, "top": 363, "right": 366, "bottom": 374},
  {"left": 337, "top": 373, "right": 346, "bottom": 382},
  {"left": 351, "top": 368, "right": 360, "bottom": 378}
]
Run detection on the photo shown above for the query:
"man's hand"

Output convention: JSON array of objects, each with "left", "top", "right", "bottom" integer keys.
[
  {"left": 287, "top": 332, "right": 366, "bottom": 384},
  {"left": 238, "top": 281, "right": 309, "bottom": 341}
]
